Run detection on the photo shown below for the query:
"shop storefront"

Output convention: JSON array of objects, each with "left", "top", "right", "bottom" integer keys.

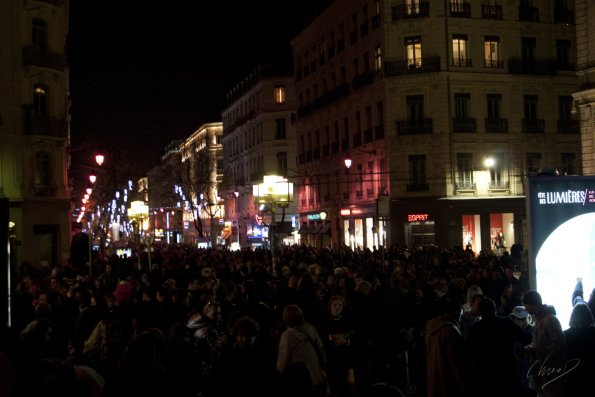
[
  {"left": 391, "top": 197, "right": 526, "bottom": 252},
  {"left": 340, "top": 205, "right": 383, "bottom": 250}
]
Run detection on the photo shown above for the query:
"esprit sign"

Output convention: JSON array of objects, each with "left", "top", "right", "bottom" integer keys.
[{"left": 408, "top": 214, "right": 429, "bottom": 222}]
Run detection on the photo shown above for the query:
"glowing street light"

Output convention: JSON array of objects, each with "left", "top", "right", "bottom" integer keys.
[
  {"left": 344, "top": 154, "right": 353, "bottom": 169},
  {"left": 89, "top": 174, "right": 97, "bottom": 184},
  {"left": 95, "top": 154, "right": 105, "bottom": 166},
  {"left": 86, "top": 188, "right": 92, "bottom": 195}
]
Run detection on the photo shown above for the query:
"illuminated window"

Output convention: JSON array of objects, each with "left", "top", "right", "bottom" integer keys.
[
  {"left": 452, "top": 34, "right": 469, "bottom": 66},
  {"left": 274, "top": 86, "right": 286, "bottom": 104},
  {"left": 374, "top": 45, "right": 382, "bottom": 71},
  {"left": 405, "top": 36, "right": 422, "bottom": 68},
  {"left": 484, "top": 36, "right": 501, "bottom": 67},
  {"left": 33, "top": 85, "right": 48, "bottom": 114}
]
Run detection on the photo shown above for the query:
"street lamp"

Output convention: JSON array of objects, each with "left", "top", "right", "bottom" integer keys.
[
  {"left": 344, "top": 153, "right": 353, "bottom": 169},
  {"left": 95, "top": 154, "right": 105, "bottom": 167},
  {"left": 89, "top": 174, "right": 97, "bottom": 184},
  {"left": 253, "top": 175, "right": 294, "bottom": 276}
]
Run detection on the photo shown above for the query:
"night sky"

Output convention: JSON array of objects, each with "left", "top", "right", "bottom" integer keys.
[{"left": 68, "top": 0, "right": 324, "bottom": 181}]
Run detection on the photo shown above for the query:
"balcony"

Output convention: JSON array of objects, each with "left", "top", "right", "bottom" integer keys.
[
  {"left": 452, "top": 58, "right": 472, "bottom": 67},
  {"left": 374, "top": 124, "right": 385, "bottom": 139},
  {"left": 522, "top": 119, "right": 545, "bottom": 133},
  {"left": 554, "top": 8, "right": 574, "bottom": 24},
  {"left": 455, "top": 180, "right": 476, "bottom": 192},
  {"left": 23, "top": 112, "right": 67, "bottom": 137},
  {"left": 449, "top": 2, "right": 471, "bottom": 18},
  {"left": 392, "top": 2, "right": 429, "bottom": 20},
  {"left": 482, "top": 4, "right": 503, "bottom": 19},
  {"left": 484, "top": 59, "right": 504, "bottom": 68},
  {"left": 485, "top": 118, "right": 508, "bottom": 133},
  {"left": 385, "top": 56, "right": 440, "bottom": 76},
  {"left": 353, "top": 132, "right": 362, "bottom": 147},
  {"left": 558, "top": 119, "right": 579, "bottom": 134},
  {"left": 363, "top": 128, "right": 373, "bottom": 143},
  {"left": 22, "top": 46, "right": 64, "bottom": 70},
  {"left": 371, "top": 14, "right": 380, "bottom": 29},
  {"left": 489, "top": 181, "right": 510, "bottom": 191},
  {"left": 453, "top": 118, "right": 477, "bottom": 133},
  {"left": 508, "top": 58, "right": 556, "bottom": 75},
  {"left": 407, "top": 183, "right": 429, "bottom": 192},
  {"left": 352, "top": 70, "right": 376, "bottom": 91},
  {"left": 519, "top": 6, "right": 539, "bottom": 22},
  {"left": 397, "top": 119, "right": 433, "bottom": 135},
  {"left": 311, "top": 84, "right": 350, "bottom": 112}
]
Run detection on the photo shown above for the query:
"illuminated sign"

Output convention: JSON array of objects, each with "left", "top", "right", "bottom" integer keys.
[
  {"left": 408, "top": 214, "right": 429, "bottom": 222},
  {"left": 340, "top": 209, "right": 351, "bottom": 216},
  {"left": 528, "top": 176, "right": 595, "bottom": 330},
  {"left": 307, "top": 211, "right": 328, "bottom": 220}
]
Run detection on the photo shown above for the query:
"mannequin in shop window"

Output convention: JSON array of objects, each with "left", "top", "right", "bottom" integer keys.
[{"left": 495, "top": 232, "right": 506, "bottom": 249}]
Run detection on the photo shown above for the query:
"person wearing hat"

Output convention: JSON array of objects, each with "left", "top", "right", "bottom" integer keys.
[
  {"left": 509, "top": 306, "right": 534, "bottom": 396},
  {"left": 521, "top": 290, "right": 556, "bottom": 326},
  {"left": 466, "top": 298, "right": 532, "bottom": 397}
]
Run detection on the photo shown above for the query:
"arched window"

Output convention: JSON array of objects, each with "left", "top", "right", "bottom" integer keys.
[{"left": 33, "top": 85, "right": 48, "bottom": 114}]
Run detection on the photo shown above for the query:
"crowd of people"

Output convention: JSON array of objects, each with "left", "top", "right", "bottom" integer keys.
[{"left": 0, "top": 243, "right": 594, "bottom": 397}]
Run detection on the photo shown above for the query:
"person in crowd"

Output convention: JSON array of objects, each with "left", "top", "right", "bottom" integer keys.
[
  {"left": 522, "top": 290, "right": 556, "bottom": 332},
  {"left": 563, "top": 301, "right": 595, "bottom": 397},
  {"left": 466, "top": 298, "right": 532, "bottom": 397},
  {"left": 527, "top": 314, "right": 566, "bottom": 397},
  {"left": 277, "top": 304, "right": 329, "bottom": 397},
  {"left": 320, "top": 295, "right": 356, "bottom": 397},
  {"left": 459, "top": 293, "right": 483, "bottom": 341},
  {"left": 207, "top": 316, "right": 278, "bottom": 397},
  {"left": 571, "top": 277, "right": 595, "bottom": 318},
  {"left": 425, "top": 295, "right": 466, "bottom": 397},
  {"left": 509, "top": 306, "right": 535, "bottom": 397}
]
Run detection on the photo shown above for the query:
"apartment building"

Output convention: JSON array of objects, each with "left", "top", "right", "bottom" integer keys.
[
  {"left": 292, "top": 0, "right": 580, "bottom": 250},
  {"left": 221, "top": 67, "right": 298, "bottom": 248},
  {"left": 0, "top": 0, "right": 71, "bottom": 266},
  {"left": 573, "top": 0, "right": 595, "bottom": 175},
  {"left": 179, "top": 123, "right": 224, "bottom": 246}
]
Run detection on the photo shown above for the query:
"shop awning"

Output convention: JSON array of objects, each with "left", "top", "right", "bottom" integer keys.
[
  {"left": 298, "top": 224, "right": 310, "bottom": 234},
  {"left": 320, "top": 223, "right": 331, "bottom": 235}
]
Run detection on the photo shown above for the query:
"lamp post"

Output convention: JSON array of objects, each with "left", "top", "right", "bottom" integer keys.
[
  {"left": 253, "top": 175, "right": 294, "bottom": 277},
  {"left": 127, "top": 200, "right": 149, "bottom": 269}
]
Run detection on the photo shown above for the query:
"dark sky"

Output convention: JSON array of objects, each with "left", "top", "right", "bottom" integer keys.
[{"left": 68, "top": 0, "right": 324, "bottom": 178}]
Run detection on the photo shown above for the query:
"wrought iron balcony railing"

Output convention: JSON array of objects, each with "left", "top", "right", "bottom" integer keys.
[
  {"left": 557, "top": 119, "right": 579, "bottom": 134},
  {"left": 452, "top": 58, "right": 472, "bottom": 67},
  {"left": 449, "top": 1, "right": 471, "bottom": 18},
  {"left": 397, "top": 119, "right": 433, "bottom": 135},
  {"left": 453, "top": 118, "right": 477, "bottom": 133},
  {"left": 482, "top": 4, "right": 502, "bottom": 19},
  {"left": 508, "top": 58, "right": 556, "bottom": 75},
  {"left": 392, "top": 2, "right": 430, "bottom": 20},
  {"left": 23, "top": 112, "right": 67, "bottom": 137},
  {"left": 385, "top": 56, "right": 440, "bottom": 76},
  {"left": 456, "top": 180, "right": 476, "bottom": 191},
  {"left": 22, "top": 46, "right": 64, "bottom": 70},
  {"left": 485, "top": 118, "right": 508, "bottom": 133},
  {"left": 522, "top": 119, "right": 545, "bottom": 133}
]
